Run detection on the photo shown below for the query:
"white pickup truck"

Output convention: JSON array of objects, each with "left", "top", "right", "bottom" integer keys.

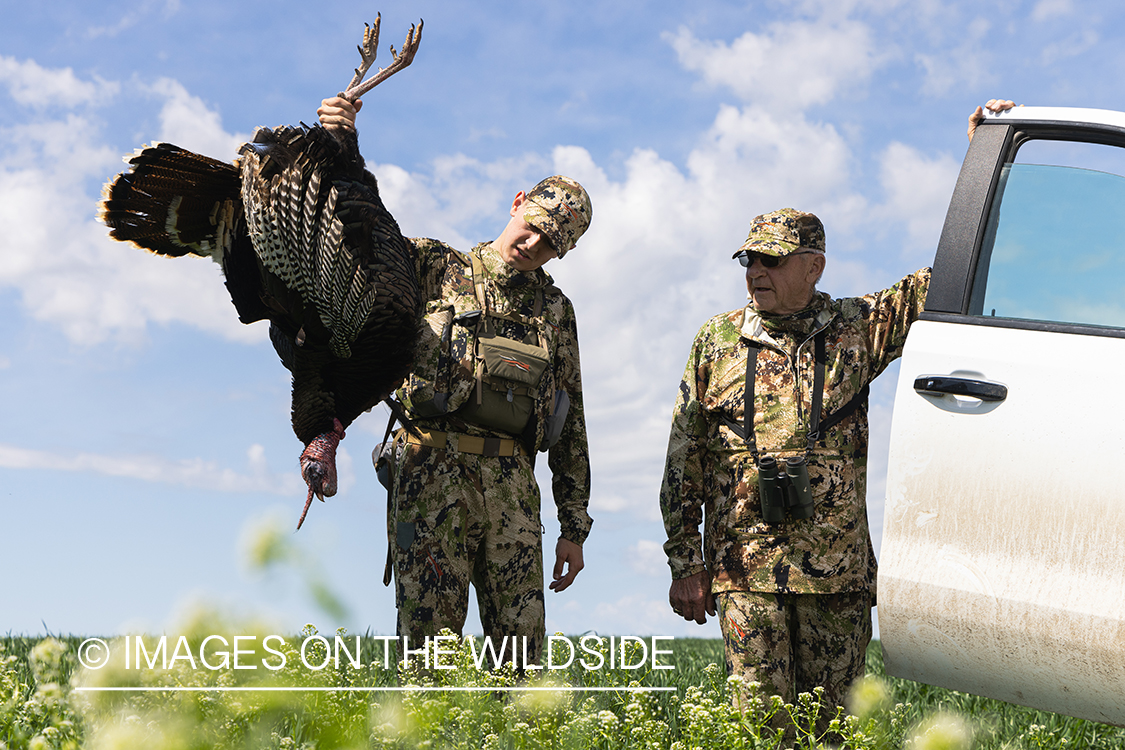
[{"left": 880, "top": 105, "right": 1125, "bottom": 726}]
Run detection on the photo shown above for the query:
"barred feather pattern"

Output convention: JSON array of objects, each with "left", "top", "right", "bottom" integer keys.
[
  {"left": 239, "top": 125, "right": 383, "bottom": 358},
  {"left": 241, "top": 153, "right": 301, "bottom": 293}
]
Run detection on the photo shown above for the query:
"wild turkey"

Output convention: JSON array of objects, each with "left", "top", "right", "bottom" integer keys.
[{"left": 98, "top": 16, "right": 423, "bottom": 529}]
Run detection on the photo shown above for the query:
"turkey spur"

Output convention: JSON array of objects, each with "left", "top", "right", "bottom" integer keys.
[{"left": 98, "top": 16, "right": 423, "bottom": 529}]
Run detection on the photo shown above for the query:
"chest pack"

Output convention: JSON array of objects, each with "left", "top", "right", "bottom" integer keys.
[
  {"left": 403, "top": 247, "right": 570, "bottom": 449},
  {"left": 454, "top": 252, "right": 552, "bottom": 436}
]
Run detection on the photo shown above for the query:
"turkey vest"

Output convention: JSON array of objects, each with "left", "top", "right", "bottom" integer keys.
[{"left": 403, "top": 247, "right": 570, "bottom": 451}]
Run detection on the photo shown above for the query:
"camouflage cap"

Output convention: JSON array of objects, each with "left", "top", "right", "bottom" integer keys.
[
  {"left": 522, "top": 176, "right": 592, "bottom": 259},
  {"left": 734, "top": 208, "right": 826, "bottom": 258}
]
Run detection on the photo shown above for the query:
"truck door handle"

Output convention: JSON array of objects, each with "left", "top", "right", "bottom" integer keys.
[{"left": 913, "top": 376, "right": 1008, "bottom": 402}]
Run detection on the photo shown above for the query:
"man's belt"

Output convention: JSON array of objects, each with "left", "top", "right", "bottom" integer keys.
[{"left": 405, "top": 428, "right": 525, "bottom": 457}]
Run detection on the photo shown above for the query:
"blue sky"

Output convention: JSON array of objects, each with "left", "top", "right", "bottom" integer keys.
[{"left": 2, "top": 0, "right": 1121, "bottom": 641}]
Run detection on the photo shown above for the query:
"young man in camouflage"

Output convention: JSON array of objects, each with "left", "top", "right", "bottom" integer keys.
[
  {"left": 319, "top": 97, "right": 593, "bottom": 666},
  {"left": 659, "top": 208, "right": 929, "bottom": 719}
]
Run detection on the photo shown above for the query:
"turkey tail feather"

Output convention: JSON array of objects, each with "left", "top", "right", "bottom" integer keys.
[{"left": 98, "top": 143, "right": 243, "bottom": 261}]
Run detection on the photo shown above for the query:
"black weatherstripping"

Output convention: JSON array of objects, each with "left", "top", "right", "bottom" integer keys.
[
  {"left": 926, "top": 122, "right": 1013, "bottom": 314},
  {"left": 913, "top": 376, "right": 1008, "bottom": 402}
]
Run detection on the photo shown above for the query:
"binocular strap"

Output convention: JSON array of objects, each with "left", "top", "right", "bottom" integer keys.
[
  {"left": 723, "top": 330, "right": 870, "bottom": 463},
  {"left": 742, "top": 330, "right": 828, "bottom": 463}
]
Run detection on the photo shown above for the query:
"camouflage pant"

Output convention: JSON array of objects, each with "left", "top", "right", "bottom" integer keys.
[
  {"left": 716, "top": 590, "right": 871, "bottom": 726},
  {"left": 390, "top": 440, "right": 545, "bottom": 663}
]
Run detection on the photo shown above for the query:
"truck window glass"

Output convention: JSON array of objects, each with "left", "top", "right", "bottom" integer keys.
[{"left": 971, "top": 139, "right": 1125, "bottom": 327}]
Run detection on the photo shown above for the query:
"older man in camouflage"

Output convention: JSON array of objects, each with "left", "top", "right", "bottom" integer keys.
[
  {"left": 319, "top": 97, "right": 593, "bottom": 666},
  {"left": 659, "top": 208, "right": 929, "bottom": 720}
]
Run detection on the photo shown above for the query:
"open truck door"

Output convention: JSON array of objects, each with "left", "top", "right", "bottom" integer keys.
[{"left": 880, "top": 106, "right": 1125, "bottom": 725}]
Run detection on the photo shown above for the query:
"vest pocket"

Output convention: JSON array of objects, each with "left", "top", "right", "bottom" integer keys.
[{"left": 455, "top": 332, "right": 550, "bottom": 435}]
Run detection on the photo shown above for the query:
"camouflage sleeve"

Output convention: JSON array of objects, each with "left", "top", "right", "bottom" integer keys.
[
  {"left": 863, "top": 267, "right": 931, "bottom": 377},
  {"left": 659, "top": 324, "right": 714, "bottom": 581},
  {"left": 547, "top": 296, "right": 593, "bottom": 546},
  {"left": 408, "top": 237, "right": 458, "bottom": 304}
]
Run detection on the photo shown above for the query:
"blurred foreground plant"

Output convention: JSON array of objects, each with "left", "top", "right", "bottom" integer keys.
[
  {"left": 8, "top": 512, "right": 1096, "bottom": 748},
  {"left": 9, "top": 622, "right": 986, "bottom": 750},
  {"left": 1, "top": 639, "right": 82, "bottom": 750}
]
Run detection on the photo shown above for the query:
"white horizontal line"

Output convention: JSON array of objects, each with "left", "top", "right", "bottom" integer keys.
[{"left": 75, "top": 686, "right": 677, "bottom": 693}]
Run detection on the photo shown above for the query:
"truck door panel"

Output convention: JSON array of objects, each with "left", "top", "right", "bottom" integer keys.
[{"left": 881, "top": 109, "right": 1125, "bottom": 725}]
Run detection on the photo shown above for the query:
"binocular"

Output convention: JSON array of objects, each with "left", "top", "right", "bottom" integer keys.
[{"left": 757, "top": 455, "right": 815, "bottom": 523}]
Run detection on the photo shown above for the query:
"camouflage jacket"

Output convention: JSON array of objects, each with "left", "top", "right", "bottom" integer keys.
[
  {"left": 396, "top": 238, "right": 592, "bottom": 545},
  {"left": 659, "top": 268, "right": 930, "bottom": 595}
]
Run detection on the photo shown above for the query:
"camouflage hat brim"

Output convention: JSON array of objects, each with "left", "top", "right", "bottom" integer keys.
[
  {"left": 523, "top": 201, "right": 568, "bottom": 259},
  {"left": 735, "top": 208, "right": 826, "bottom": 259},
  {"left": 522, "top": 176, "right": 592, "bottom": 259},
  {"left": 735, "top": 232, "right": 801, "bottom": 258}
]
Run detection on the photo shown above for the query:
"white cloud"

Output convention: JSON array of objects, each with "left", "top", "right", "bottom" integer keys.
[
  {"left": 1042, "top": 30, "right": 1099, "bottom": 65},
  {"left": 147, "top": 77, "right": 250, "bottom": 159},
  {"left": 783, "top": 0, "right": 912, "bottom": 18},
  {"left": 582, "top": 592, "right": 720, "bottom": 637},
  {"left": 1031, "top": 0, "right": 1073, "bottom": 22},
  {"left": 0, "top": 158, "right": 253, "bottom": 345},
  {"left": 0, "top": 65, "right": 259, "bottom": 346},
  {"left": 0, "top": 56, "right": 119, "bottom": 108},
  {"left": 627, "top": 539, "right": 669, "bottom": 577},
  {"left": 872, "top": 141, "right": 961, "bottom": 262},
  {"left": 372, "top": 149, "right": 550, "bottom": 243},
  {"left": 665, "top": 19, "right": 881, "bottom": 109},
  {"left": 86, "top": 0, "right": 183, "bottom": 39},
  {"left": 0, "top": 442, "right": 305, "bottom": 495},
  {"left": 913, "top": 17, "right": 993, "bottom": 96}
]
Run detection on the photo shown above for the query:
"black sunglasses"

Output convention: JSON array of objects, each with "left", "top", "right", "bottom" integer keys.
[{"left": 735, "top": 250, "right": 817, "bottom": 268}]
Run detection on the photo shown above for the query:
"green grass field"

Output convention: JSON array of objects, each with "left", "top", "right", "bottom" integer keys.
[{"left": 3, "top": 631, "right": 1123, "bottom": 749}]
